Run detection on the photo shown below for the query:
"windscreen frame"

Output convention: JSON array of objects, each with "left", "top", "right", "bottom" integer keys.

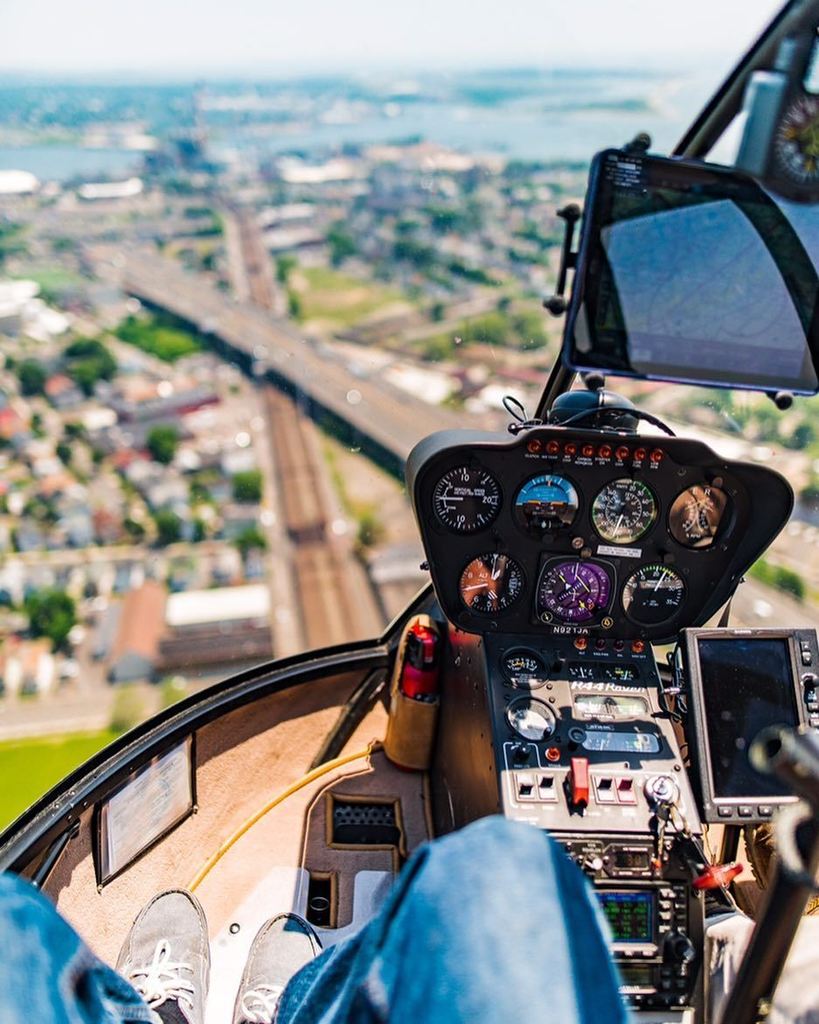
[
  {"left": 681, "top": 627, "right": 805, "bottom": 822},
  {"left": 563, "top": 148, "right": 819, "bottom": 395}
]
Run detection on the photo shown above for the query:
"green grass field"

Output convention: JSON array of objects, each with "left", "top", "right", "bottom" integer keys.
[
  {"left": 116, "top": 313, "right": 203, "bottom": 362},
  {"left": 291, "top": 266, "right": 408, "bottom": 327},
  {"left": 0, "top": 729, "right": 120, "bottom": 831}
]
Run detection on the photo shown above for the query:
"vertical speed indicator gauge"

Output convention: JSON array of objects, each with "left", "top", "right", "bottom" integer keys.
[
  {"left": 433, "top": 466, "right": 501, "bottom": 534},
  {"left": 592, "top": 479, "right": 657, "bottom": 545},
  {"left": 459, "top": 553, "right": 524, "bottom": 614}
]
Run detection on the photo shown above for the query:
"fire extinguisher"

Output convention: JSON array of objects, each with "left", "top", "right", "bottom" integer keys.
[{"left": 385, "top": 616, "right": 442, "bottom": 771}]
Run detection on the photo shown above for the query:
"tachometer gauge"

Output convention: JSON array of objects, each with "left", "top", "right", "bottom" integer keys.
[
  {"left": 501, "top": 649, "right": 546, "bottom": 689},
  {"left": 592, "top": 478, "right": 657, "bottom": 544},
  {"left": 772, "top": 94, "right": 819, "bottom": 190},
  {"left": 514, "top": 474, "right": 579, "bottom": 535},
  {"left": 433, "top": 466, "right": 501, "bottom": 534},
  {"left": 668, "top": 484, "right": 729, "bottom": 549},
  {"left": 622, "top": 564, "right": 685, "bottom": 626},
  {"left": 459, "top": 553, "right": 524, "bottom": 614},
  {"left": 536, "top": 560, "right": 612, "bottom": 624},
  {"left": 506, "top": 696, "right": 556, "bottom": 741}
]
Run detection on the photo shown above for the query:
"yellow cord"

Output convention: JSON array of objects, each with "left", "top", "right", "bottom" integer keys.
[{"left": 188, "top": 745, "right": 375, "bottom": 891}]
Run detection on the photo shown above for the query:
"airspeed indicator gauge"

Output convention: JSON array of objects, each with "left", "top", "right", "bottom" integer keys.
[
  {"left": 433, "top": 466, "right": 501, "bottom": 534},
  {"left": 592, "top": 478, "right": 657, "bottom": 544}
]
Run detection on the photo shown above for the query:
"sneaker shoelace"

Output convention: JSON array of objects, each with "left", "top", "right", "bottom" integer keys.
[
  {"left": 125, "top": 938, "right": 196, "bottom": 1012},
  {"left": 240, "top": 983, "right": 285, "bottom": 1024}
]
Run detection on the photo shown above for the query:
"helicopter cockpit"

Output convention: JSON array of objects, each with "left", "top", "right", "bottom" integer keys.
[{"left": 3, "top": 4, "right": 819, "bottom": 1024}]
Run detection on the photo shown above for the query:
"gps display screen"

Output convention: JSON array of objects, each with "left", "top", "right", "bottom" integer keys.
[
  {"left": 597, "top": 891, "right": 654, "bottom": 943},
  {"left": 697, "top": 637, "right": 800, "bottom": 799},
  {"left": 565, "top": 150, "right": 819, "bottom": 394}
]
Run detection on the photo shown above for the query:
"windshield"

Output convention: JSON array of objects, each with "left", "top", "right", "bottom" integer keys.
[{"left": 0, "top": 0, "right": 792, "bottom": 824}]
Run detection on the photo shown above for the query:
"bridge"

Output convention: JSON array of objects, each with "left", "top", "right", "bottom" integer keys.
[{"left": 118, "top": 251, "right": 476, "bottom": 473}]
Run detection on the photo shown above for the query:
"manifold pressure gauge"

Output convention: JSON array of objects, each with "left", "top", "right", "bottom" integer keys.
[{"left": 506, "top": 696, "right": 557, "bottom": 741}]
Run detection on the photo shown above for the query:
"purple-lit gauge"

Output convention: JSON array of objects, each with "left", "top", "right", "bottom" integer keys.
[{"left": 536, "top": 560, "right": 612, "bottom": 624}]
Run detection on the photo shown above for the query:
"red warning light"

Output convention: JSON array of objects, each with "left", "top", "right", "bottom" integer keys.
[
  {"left": 564, "top": 442, "right": 577, "bottom": 456},
  {"left": 581, "top": 444, "right": 595, "bottom": 458},
  {"left": 546, "top": 440, "right": 560, "bottom": 455},
  {"left": 574, "top": 637, "right": 588, "bottom": 651},
  {"left": 650, "top": 449, "right": 664, "bottom": 463},
  {"left": 634, "top": 447, "right": 647, "bottom": 462},
  {"left": 615, "top": 446, "right": 630, "bottom": 461},
  {"left": 527, "top": 439, "right": 542, "bottom": 454},
  {"left": 598, "top": 444, "right": 612, "bottom": 459},
  {"left": 631, "top": 640, "right": 646, "bottom": 654}
]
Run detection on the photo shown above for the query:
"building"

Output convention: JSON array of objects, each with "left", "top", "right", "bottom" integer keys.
[
  {"left": 157, "top": 584, "right": 272, "bottom": 676},
  {"left": 1, "top": 638, "right": 55, "bottom": 696},
  {"left": 108, "top": 580, "right": 167, "bottom": 683}
]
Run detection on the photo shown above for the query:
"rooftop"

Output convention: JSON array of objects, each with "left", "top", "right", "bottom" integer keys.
[{"left": 165, "top": 584, "right": 270, "bottom": 629}]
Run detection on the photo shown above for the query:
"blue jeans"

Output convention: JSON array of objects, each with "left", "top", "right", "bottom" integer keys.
[{"left": 0, "top": 817, "right": 628, "bottom": 1024}]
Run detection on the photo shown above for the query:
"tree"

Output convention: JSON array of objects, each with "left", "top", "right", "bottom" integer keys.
[
  {"left": 288, "top": 290, "right": 303, "bottom": 320},
  {"left": 327, "top": 224, "right": 356, "bottom": 266},
  {"left": 56, "top": 441, "right": 72, "bottom": 465},
  {"left": 153, "top": 509, "right": 182, "bottom": 546},
  {"left": 146, "top": 425, "right": 179, "bottom": 465},
  {"left": 123, "top": 517, "right": 146, "bottom": 542},
  {"left": 232, "top": 470, "right": 263, "bottom": 503},
  {"left": 235, "top": 526, "right": 267, "bottom": 557},
  {"left": 25, "top": 589, "right": 76, "bottom": 650},
  {"left": 64, "top": 337, "right": 117, "bottom": 396},
  {"left": 17, "top": 359, "right": 46, "bottom": 396},
  {"left": 276, "top": 255, "right": 297, "bottom": 284}
]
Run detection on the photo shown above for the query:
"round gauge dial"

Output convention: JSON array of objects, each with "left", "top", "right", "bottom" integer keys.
[
  {"left": 592, "top": 478, "right": 657, "bottom": 545},
  {"left": 622, "top": 564, "right": 685, "bottom": 626},
  {"left": 513, "top": 474, "right": 579, "bottom": 535},
  {"left": 501, "top": 649, "right": 546, "bottom": 689},
  {"left": 506, "top": 696, "right": 556, "bottom": 741},
  {"left": 459, "top": 553, "right": 524, "bottom": 614},
  {"left": 773, "top": 94, "right": 819, "bottom": 188},
  {"left": 536, "top": 560, "right": 612, "bottom": 624},
  {"left": 432, "top": 466, "right": 501, "bottom": 534},
  {"left": 668, "top": 484, "right": 729, "bottom": 549}
]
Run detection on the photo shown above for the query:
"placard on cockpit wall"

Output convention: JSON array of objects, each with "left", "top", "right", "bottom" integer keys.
[{"left": 94, "top": 736, "right": 195, "bottom": 886}]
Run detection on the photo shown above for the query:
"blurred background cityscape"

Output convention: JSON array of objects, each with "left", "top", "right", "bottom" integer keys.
[{"left": 3, "top": 0, "right": 816, "bottom": 827}]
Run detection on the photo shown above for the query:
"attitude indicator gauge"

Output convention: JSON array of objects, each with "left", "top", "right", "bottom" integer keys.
[
  {"left": 592, "top": 478, "right": 657, "bottom": 545},
  {"left": 506, "top": 696, "right": 556, "bottom": 741},
  {"left": 536, "top": 560, "right": 612, "bottom": 624},
  {"left": 513, "top": 474, "right": 579, "bottom": 536},
  {"left": 622, "top": 564, "right": 685, "bottom": 626},
  {"left": 459, "top": 553, "right": 524, "bottom": 614},
  {"left": 432, "top": 465, "right": 501, "bottom": 534},
  {"left": 668, "top": 484, "right": 729, "bottom": 549}
]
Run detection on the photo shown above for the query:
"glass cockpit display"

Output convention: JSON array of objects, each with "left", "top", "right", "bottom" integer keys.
[
  {"left": 693, "top": 635, "right": 800, "bottom": 800},
  {"left": 563, "top": 149, "right": 819, "bottom": 395}
]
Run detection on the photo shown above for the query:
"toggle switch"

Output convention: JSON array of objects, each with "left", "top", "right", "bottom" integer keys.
[
  {"left": 569, "top": 757, "right": 590, "bottom": 808},
  {"left": 537, "top": 774, "right": 558, "bottom": 802},
  {"left": 516, "top": 772, "right": 536, "bottom": 800},
  {"left": 617, "top": 778, "right": 637, "bottom": 804},
  {"left": 595, "top": 777, "right": 616, "bottom": 803}
]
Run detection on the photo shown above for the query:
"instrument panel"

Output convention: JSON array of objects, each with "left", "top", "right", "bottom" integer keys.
[{"left": 407, "top": 426, "right": 793, "bottom": 642}]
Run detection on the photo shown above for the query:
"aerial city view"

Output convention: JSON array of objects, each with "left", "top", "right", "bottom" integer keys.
[{"left": 2, "top": 18, "right": 818, "bottom": 826}]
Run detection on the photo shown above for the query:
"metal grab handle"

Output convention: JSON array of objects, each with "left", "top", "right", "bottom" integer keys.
[{"left": 718, "top": 728, "right": 819, "bottom": 1024}]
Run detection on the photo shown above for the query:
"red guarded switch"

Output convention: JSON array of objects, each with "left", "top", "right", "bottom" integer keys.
[{"left": 569, "top": 756, "right": 590, "bottom": 807}]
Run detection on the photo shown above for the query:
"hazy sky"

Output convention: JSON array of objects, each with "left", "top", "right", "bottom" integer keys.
[{"left": 2, "top": 0, "right": 784, "bottom": 76}]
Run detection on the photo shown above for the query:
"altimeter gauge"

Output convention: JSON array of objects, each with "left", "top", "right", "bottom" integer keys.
[
  {"left": 459, "top": 553, "right": 524, "bottom": 614},
  {"left": 621, "top": 564, "right": 685, "bottom": 626},
  {"left": 668, "top": 484, "right": 729, "bottom": 549},
  {"left": 592, "top": 478, "right": 657, "bottom": 544},
  {"left": 433, "top": 466, "right": 501, "bottom": 534}
]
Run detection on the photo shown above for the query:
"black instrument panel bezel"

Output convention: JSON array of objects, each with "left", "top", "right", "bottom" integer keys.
[{"left": 407, "top": 426, "right": 793, "bottom": 643}]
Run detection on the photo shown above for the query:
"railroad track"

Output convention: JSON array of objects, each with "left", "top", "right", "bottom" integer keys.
[{"left": 232, "top": 204, "right": 382, "bottom": 648}]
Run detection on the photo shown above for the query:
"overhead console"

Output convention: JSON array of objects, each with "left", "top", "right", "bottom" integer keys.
[{"left": 407, "top": 426, "right": 793, "bottom": 643}]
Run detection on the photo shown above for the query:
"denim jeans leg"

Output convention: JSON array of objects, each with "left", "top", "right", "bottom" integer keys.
[
  {"left": 0, "top": 873, "right": 157, "bottom": 1024},
  {"left": 278, "top": 815, "right": 630, "bottom": 1024}
]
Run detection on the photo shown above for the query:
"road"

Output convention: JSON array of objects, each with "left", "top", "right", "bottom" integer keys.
[{"left": 109, "top": 249, "right": 471, "bottom": 468}]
